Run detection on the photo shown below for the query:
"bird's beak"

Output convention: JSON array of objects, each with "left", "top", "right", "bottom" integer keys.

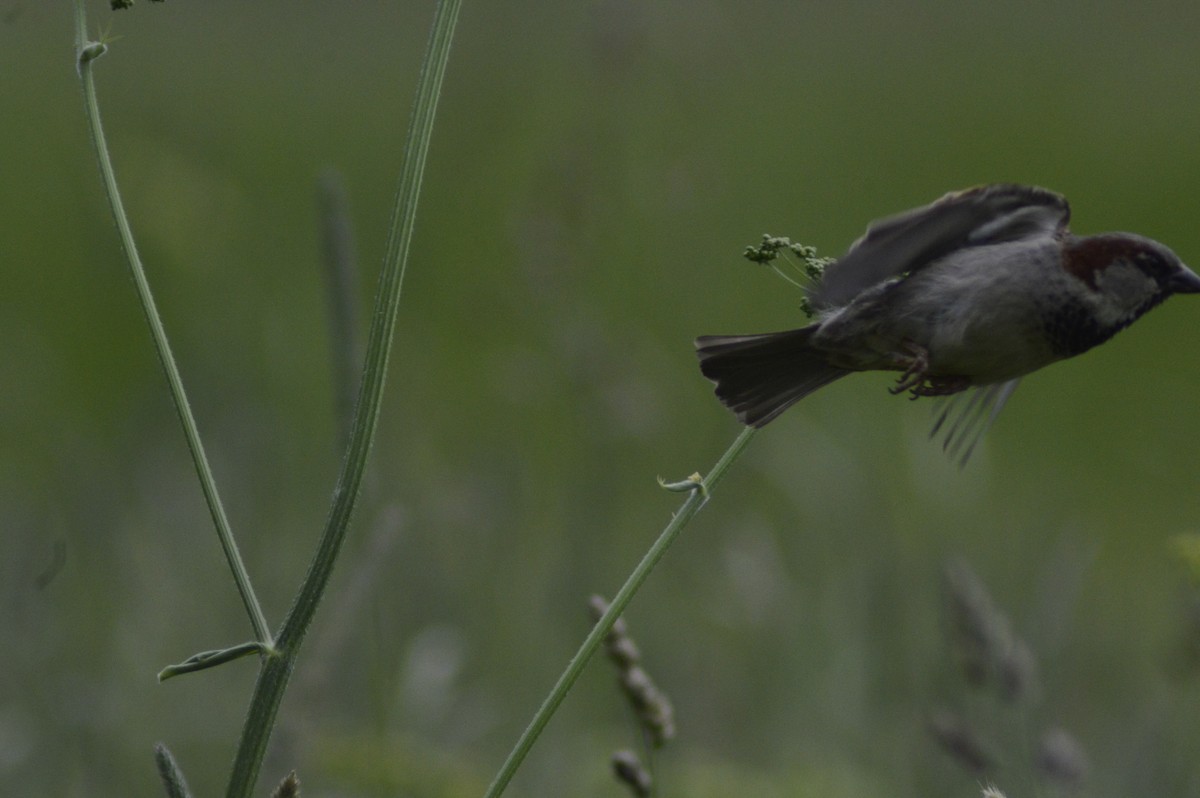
[{"left": 1169, "top": 264, "right": 1200, "bottom": 294}]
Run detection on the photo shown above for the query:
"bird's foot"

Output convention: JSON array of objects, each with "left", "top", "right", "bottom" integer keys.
[
  {"left": 889, "top": 341, "right": 932, "bottom": 395},
  {"left": 888, "top": 342, "right": 970, "bottom": 398},
  {"left": 909, "top": 375, "right": 971, "bottom": 397}
]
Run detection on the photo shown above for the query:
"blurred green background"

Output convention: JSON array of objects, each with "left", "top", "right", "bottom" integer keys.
[{"left": 5, "top": 1, "right": 1200, "bottom": 796}]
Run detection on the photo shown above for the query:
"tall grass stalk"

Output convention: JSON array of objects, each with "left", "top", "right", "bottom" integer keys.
[
  {"left": 226, "top": 1, "right": 462, "bottom": 793},
  {"left": 483, "top": 425, "right": 758, "bottom": 797},
  {"left": 73, "top": 0, "right": 271, "bottom": 647},
  {"left": 73, "top": 1, "right": 463, "bottom": 796}
]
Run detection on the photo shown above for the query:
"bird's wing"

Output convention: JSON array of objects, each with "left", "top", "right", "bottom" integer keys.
[
  {"left": 811, "top": 184, "right": 1071, "bottom": 310},
  {"left": 930, "top": 378, "right": 1021, "bottom": 467}
]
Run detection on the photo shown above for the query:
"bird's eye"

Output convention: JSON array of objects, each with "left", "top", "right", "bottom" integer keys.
[{"left": 1129, "top": 248, "right": 1174, "bottom": 283}]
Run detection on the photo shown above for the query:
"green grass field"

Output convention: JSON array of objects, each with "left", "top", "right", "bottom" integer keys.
[{"left": 4, "top": 2, "right": 1200, "bottom": 795}]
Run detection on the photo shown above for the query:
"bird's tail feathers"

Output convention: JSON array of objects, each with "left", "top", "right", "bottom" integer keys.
[{"left": 695, "top": 326, "right": 850, "bottom": 427}]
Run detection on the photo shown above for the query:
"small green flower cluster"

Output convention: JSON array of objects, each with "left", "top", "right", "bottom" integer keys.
[{"left": 742, "top": 234, "right": 833, "bottom": 318}]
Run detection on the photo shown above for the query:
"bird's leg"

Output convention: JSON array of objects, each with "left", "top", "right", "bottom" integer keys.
[
  {"left": 888, "top": 341, "right": 931, "bottom": 395},
  {"left": 888, "top": 342, "right": 971, "bottom": 398}
]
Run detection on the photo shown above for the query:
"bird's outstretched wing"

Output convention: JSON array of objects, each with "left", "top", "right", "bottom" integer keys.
[{"left": 812, "top": 185, "right": 1071, "bottom": 310}]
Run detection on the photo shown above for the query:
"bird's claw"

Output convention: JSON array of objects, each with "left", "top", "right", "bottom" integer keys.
[
  {"left": 889, "top": 342, "right": 970, "bottom": 398},
  {"left": 889, "top": 341, "right": 931, "bottom": 395},
  {"left": 909, "top": 375, "right": 971, "bottom": 398}
]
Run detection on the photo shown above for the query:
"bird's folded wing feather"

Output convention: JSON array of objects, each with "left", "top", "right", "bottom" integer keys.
[{"left": 811, "top": 184, "right": 1071, "bottom": 309}]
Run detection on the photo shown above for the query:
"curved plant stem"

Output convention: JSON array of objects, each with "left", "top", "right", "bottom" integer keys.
[
  {"left": 483, "top": 425, "right": 759, "bottom": 798},
  {"left": 73, "top": 0, "right": 271, "bottom": 647},
  {"left": 223, "top": 2, "right": 462, "bottom": 796}
]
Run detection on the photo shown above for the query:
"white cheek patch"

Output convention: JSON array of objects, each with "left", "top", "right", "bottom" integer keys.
[{"left": 1088, "top": 262, "right": 1159, "bottom": 325}]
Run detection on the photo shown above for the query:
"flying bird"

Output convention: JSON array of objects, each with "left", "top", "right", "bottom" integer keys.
[{"left": 696, "top": 184, "right": 1200, "bottom": 462}]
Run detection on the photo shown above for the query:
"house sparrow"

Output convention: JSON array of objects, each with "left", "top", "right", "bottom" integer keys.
[{"left": 696, "top": 184, "right": 1200, "bottom": 461}]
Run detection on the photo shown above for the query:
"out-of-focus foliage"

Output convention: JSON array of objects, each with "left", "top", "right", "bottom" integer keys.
[{"left": 4, "top": 2, "right": 1200, "bottom": 795}]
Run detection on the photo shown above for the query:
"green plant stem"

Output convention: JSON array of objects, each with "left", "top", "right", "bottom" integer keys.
[
  {"left": 316, "top": 169, "right": 362, "bottom": 451},
  {"left": 73, "top": 0, "right": 271, "bottom": 647},
  {"left": 483, "top": 425, "right": 759, "bottom": 798},
  {"left": 223, "top": 2, "right": 462, "bottom": 796}
]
